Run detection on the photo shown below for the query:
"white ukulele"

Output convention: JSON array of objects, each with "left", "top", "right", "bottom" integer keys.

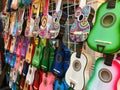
[
  {"left": 65, "top": 42, "right": 88, "bottom": 90},
  {"left": 25, "top": 64, "right": 37, "bottom": 85}
]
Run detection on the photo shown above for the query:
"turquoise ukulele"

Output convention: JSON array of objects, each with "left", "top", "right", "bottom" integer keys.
[
  {"left": 87, "top": 0, "right": 120, "bottom": 53},
  {"left": 86, "top": 54, "right": 120, "bottom": 90}
]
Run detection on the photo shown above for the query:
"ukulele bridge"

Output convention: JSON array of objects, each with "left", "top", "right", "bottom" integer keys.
[{"left": 95, "top": 40, "right": 112, "bottom": 44}]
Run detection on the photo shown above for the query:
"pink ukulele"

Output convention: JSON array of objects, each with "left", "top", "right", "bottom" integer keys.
[{"left": 39, "top": 72, "right": 55, "bottom": 90}]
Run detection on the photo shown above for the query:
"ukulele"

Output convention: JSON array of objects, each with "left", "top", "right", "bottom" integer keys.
[
  {"left": 25, "top": 38, "right": 35, "bottom": 64},
  {"left": 16, "top": 8, "right": 25, "bottom": 36},
  {"left": 16, "top": 72, "right": 22, "bottom": 89},
  {"left": 12, "top": 12, "right": 19, "bottom": 36},
  {"left": 25, "top": 65, "right": 37, "bottom": 85},
  {"left": 2, "top": 14, "right": 10, "bottom": 33},
  {"left": 65, "top": 42, "right": 88, "bottom": 90},
  {"left": 9, "top": 12, "right": 16, "bottom": 35},
  {"left": 6, "top": 0, "right": 12, "bottom": 12},
  {"left": 39, "top": 0, "right": 49, "bottom": 38},
  {"left": 14, "top": 56, "right": 21, "bottom": 71},
  {"left": 13, "top": 36, "right": 20, "bottom": 54},
  {"left": 115, "top": 53, "right": 120, "bottom": 90},
  {"left": 31, "top": 0, "right": 41, "bottom": 37},
  {"left": 20, "top": 75, "right": 26, "bottom": 90},
  {"left": 39, "top": 72, "right": 55, "bottom": 90},
  {"left": 25, "top": 5, "right": 34, "bottom": 37},
  {"left": 87, "top": 0, "right": 120, "bottom": 53},
  {"left": 22, "top": 61, "right": 29, "bottom": 76},
  {"left": 48, "top": 0, "right": 62, "bottom": 39},
  {"left": 33, "top": 68, "right": 43, "bottom": 90},
  {"left": 86, "top": 54, "right": 120, "bottom": 90},
  {"left": 5, "top": 51, "right": 10, "bottom": 64},
  {"left": 21, "top": 37, "right": 29, "bottom": 58},
  {"left": 23, "top": 80, "right": 30, "bottom": 90},
  {"left": 52, "top": 39, "right": 70, "bottom": 78},
  {"left": 18, "top": 0, "right": 24, "bottom": 8},
  {"left": 16, "top": 36, "right": 24, "bottom": 57},
  {"left": 53, "top": 78, "right": 69, "bottom": 90},
  {"left": 11, "top": 0, "right": 18, "bottom": 10},
  {"left": 5, "top": 35, "right": 12, "bottom": 51},
  {"left": 32, "top": 38, "right": 44, "bottom": 68},
  {"left": 70, "top": 0, "right": 95, "bottom": 42},
  {"left": 40, "top": 39, "right": 54, "bottom": 72},
  {"left": 10, "top": 53, "right": 16, "bottom": 68},
  {"left": 18, "top": 58, "right": 25, "bottom": 75},
  {"left": 10, "top": 36, "right": 16, "bottom": 53},
  {"left": 22, "top": 0, "right": 32, "bottom": 6}
]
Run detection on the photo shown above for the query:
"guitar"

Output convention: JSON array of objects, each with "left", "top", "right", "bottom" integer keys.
[
  {"left": 25, "top": 5, "right": 34, "bottom": 37},
  {"left": 48, "top": 0, "right": 62, "bottom": 39},
  {"left": 39, "top": 72, "right": 55, "bottom": 90},
  {"left": 31, "top": 0, "right": 41, "bottom": 37},
  {"left": 10, "top": 37, "right": 16, "bottom": 53},
  {"left": 70, "top": 0, "right": 95, "bottom": 42},
  {"left": 53, "top": 78, "right": 69, "bottom": 90},
  {"left": 86, "top": 54, "right": 120, "bottom": 90},
  {"left": 33, "top": 68, "right": 43, "bottom": 90},
  {"left": 87, "top": 0, "right": 120, "bottom": 53},
  {"left": 52, "top": 39, "right": 70, "bottom": 78},
  {"left": 32, "top": 38, "right": 44, "bottom": 68},
  {"left": 39, "top": 0, "right": 50, "bottom": 38},
  {"left": 25, "top": 38, "right": 35, "bottom": 64}
]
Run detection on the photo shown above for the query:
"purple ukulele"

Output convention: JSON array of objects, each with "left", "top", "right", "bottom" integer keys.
[
  {"left": 48, "top": 0, "right": 62, "bottom": 39},
  {"left": 70, "top": 1, "right": 95, "bottom": 42},
  {"left": 21, "top": 37, "right": 29, "bottom": 58}
]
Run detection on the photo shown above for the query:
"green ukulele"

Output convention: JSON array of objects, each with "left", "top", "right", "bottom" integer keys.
[
  {"left": 40, "top": 39, "right": 55, "bottom": 72},
  {"left": 87, "top": 0, "right": 120, "bottom": 53},
  {"left": 32, "top": 38, "right": 44, "bottom": 68}
]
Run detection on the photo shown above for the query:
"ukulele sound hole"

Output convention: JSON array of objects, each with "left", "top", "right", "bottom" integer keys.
[
  {"left": 101, "top": 13, "right": 116, "bottom": 27},
  {"left": 56, "top": 54, "right": 62, "bottom": 63},
  {"left": 29, "top": 69, "right": 32, "bottom": 74},
  {"left": 79, "top": 15, "right": 83, "bottom": 21},
  {"left": 57, "top": 87, "right": 60, "bottom": 90},
  {"left": 99, "top": 68, "right": 112, "bottom": 83},
  {"left": 73, "top": 60, "right": 81, "bottom": 71},
  {"left": 36, "top": 50, "right": 39, "bottom": 56}
]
